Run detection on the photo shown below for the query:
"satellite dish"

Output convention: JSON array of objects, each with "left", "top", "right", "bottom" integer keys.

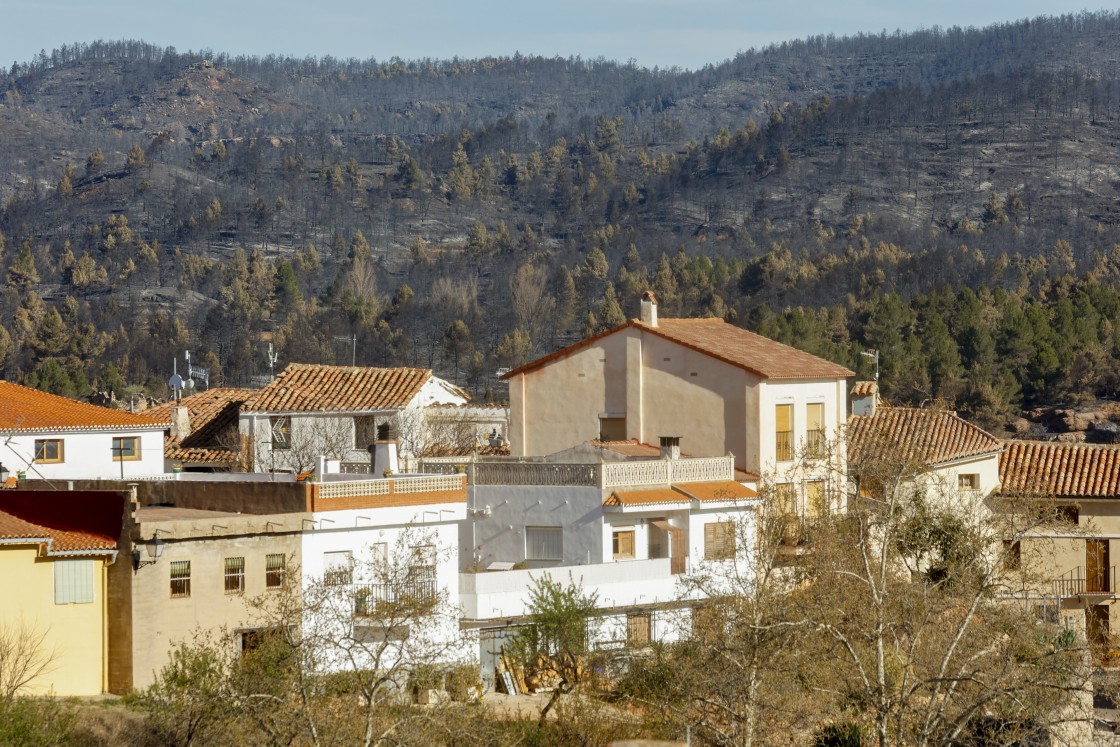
[
  {"left": 168, "top": 374, "right": 184, "bottom": 390},
  {"left": 184, "top": 378, "right": 195, "bottom": 390}
]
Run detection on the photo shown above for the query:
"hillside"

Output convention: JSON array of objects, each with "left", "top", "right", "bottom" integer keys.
[{"left": 3, "top": 12, "right": 1120, "bottom": 430}]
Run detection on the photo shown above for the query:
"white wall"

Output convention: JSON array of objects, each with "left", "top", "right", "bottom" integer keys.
[{"left": 1, "top": 429, "right": 166, "bottom": 480}]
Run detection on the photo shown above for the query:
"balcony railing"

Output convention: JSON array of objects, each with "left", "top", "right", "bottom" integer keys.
[
  {"left": 1053, "top": 566, "right": 1116, "bottom": 597},
  {"left": 353, "top": 573, "right": 438, "bottom": 616},
  {"left": 417, "top": 456, "right": 735, "bottom": 489},
  {"left": 805, "top": 430, "right": 826, "bottom": 459},
  {"left": 775, "top": 431, "right": 793, "bottom": 462}
]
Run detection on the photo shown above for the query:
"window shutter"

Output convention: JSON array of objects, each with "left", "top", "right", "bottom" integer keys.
[{"left": 54, "top": 559, "right": 95, "bottom": 604}]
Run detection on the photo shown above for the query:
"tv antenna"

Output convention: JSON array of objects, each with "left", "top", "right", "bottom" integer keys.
[
  {"left": 333, "top": 333, "right": 357, "bottom": 366},
  {"left": 860, "top": 349, "right": 880, "bottom": 382},
  {"left": 184, "top": 350, "right": 209, "bottom": 390},
  {"left": 168, "top": 358, "right": 194, "bottom": 402},
  {"left": 267, "top": 342, "right": 279, "bottom": 380}
]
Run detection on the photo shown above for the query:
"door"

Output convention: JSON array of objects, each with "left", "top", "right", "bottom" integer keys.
[
  {"left": 1087, "top": 540, "right": 1110, "bottom": 593},
  {"left": 1088, "top": 605, "right": 1111, "bottom": 663},
  {"left": 669, "top": 528, "right": 686, "bottom": 575}
]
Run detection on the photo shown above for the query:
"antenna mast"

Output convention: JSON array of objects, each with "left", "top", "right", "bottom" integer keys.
[{"left": 860, "top": 349, "right": 880, "bottom": 382}]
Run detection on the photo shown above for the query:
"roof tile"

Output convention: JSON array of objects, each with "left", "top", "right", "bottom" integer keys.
[
  {"left": 504, "top": 318, "right": 854, "bottom": 381},
  {"left": 0, "top": 381, "right": 170, "bottom": 433},
  {"left": 1000, "top": 440, "right": 1120, "bottom": 497},
  {"left": 243, "top": 365, "right": 433, "bottom": 413},
  {"left": 848, "top": 407, "right": 1002, "bottom": 467}
]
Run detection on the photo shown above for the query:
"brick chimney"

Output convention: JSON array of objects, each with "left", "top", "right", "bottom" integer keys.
[{"left": 640, "top": 290, "right": 658, "bottom": 327}]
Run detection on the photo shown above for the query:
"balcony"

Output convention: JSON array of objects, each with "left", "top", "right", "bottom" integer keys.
[
  {"left": 459, "top": 558, "right": 693, "bottom": 622},
  {"left": 775, "top": 431, "right": 793, "bottom": 462},
  {"left": 1053, "top": 566, "right": 1116, "bottom": 598},
  {"left": 353, "top": 571, "right": 438, "bottom": 617}
]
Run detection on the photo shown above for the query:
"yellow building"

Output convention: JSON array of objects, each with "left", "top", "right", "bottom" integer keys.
[{"left": 0, "top": 491, "right": 123, "bottom": 696}]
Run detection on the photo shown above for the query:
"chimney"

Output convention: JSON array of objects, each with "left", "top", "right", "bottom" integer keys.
[
  {"left": 170, "top": 406, "right": 191, "bottom": 439},
  {"left": 372, "top": 441, "right": 399, "bottom": 476},
  {"left": 659, "top": 436, "right": 681, "bottom": 460},
  {"left": 851, "top": 381, "right": 879, "bottom": 417},
  {"left": 640, "top": 290, "right": 658, "bottom": 327}
]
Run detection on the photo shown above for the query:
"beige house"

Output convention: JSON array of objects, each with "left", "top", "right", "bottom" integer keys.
[
  {"left": 114, "top": 506, "right": 305, "bottom": 691},
  {"left": 999, "top": 439, "right": 1120, "bottom": 652},
  {"left": 503, "top": 293, "right": 854, "bottom": 485}
]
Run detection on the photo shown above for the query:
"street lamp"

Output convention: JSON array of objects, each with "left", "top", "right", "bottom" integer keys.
[{"left": 132, "top": 534, "right": 165, "bottom": 572}]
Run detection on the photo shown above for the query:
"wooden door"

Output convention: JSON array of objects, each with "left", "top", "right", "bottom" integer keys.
[
  {"left": 1088, "top": 540, "right": 1110, "bottom": 593},
  {"left": 669, "top": 528, "right": 686, "bottom": 575}
]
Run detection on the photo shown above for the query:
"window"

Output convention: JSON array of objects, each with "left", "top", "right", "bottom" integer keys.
[
  {"left": 34, "top": 439, "right": 64, "bottom": 463},
  {"left": 958, "top": 473, "right": 980, "bottom": 491},
  {"left": 170, "top": 560, "right": 191, "bottom": 598},
  {"left": 223, "top": 556, "right": 245, "bottom": 594},
  {"left": 598, "top": 416, "right": 626, "bottom": 441},
  {"left": 354, "top": 416, "right": 381, "bottom": 450},
  {"left": 806, "top": 403, "right": 825, "bottom": 457},
  {"left": 627, "top": 613, "right": 652, "bottom": 646},
  {"left": 269, "top": 416, "right": 291, "bottom": 451},
  {"left": 612, "top": 529, "right": 635, "bottom": 560},
  {"left": 54, "top": 559, "right": 94, "bottom": 604},
  {"left": 265, "top": 554, "right": 286, "bottom": 590},
  {"left": 526, "top": 526, "right": 563, "bottom": 561},
  {"left": 775, "top": 404, "right": 793, "bottom": 462},
  {"left": 112, "top": 436, "right": 140, "bottom": 461},
  {"left": 775, "top": 483, "right": 797, "bottom": 515},
  {"left": 805, "top": 481, "right": 828, "bottom": 518},
  {"left": 704, "top": 521, "right": 735, "bottom": 560},
  {"left": 1003, "top": 540, "right": 1022, "bottom": 571},
  {"left": 323, "top": 551, "right": 353, "bottom": 585}
]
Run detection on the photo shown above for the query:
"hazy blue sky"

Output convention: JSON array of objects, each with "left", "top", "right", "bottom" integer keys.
[{"left": 1, "top": 1, "right": 1104, "bottom": 70}]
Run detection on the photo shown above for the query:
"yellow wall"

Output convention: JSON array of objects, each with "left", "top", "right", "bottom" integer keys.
[{"left": 0, "top": 546, "right": 108, "bottom": 696}]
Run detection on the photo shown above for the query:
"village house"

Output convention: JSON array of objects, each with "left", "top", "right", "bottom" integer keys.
[
  {"left": 847, "top": 383, "right": 1004, "bottom": 506},
  {"left": 999, "top": 439, "right": 1120, "bottom": 653},
  {"left": 0, "top": 490, "right": 125, "bottom": 696},
  {"left": 238, "top": 364, "right": 471, "bottom": 473},
  {"left": 420, "top": 439, "right": 759, "bottom": 682},
  {"left": 0, "top": 381, "right": 169, "bottom": 480},
  {"left": 143, "top": 387, "right": 256, "bottom": 472},
  {"left": 503, "top": 292, "right": 853, "bottom": 500}
]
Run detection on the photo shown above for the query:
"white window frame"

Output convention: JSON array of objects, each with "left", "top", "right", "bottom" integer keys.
[{"left": 526, "top": 526, "right": 563, "bottom": 561}]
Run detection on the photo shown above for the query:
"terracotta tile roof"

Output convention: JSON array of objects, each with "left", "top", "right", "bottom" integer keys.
[
  {"left": 145, "top": 388, "right": 253, "bottom": 446},
  {"left": 605, "top": 488, "right": 684, "bottom": 507},
  {"left": 243, "top": 364, "right": 433, "bottom": 413},
  {"left": 605, "top": 481, "right": 758, "bottom": 507},
  {"left": 503, "top": 318, "right": 854, "bottom": 381},
  {"left": 164, "top": 444, "right": 239, "bottom": 466},
  {"left": 0, "top": 381, "right": 170, "bottom": 433},
  {"left": 1000, "top": 440, "right": 1120, "bottom": 497},
  {"left": 848, "top": 407, "right": 1002, "bottom": 468},
  {"left": 676, "top": 481, "right": 759, "bottom": 501},
  {"left": 0, "top": 511, "right": 117, "bottom": 553},
  {"left": 851, "top": 381, "right": 878, "bottom": 398}
]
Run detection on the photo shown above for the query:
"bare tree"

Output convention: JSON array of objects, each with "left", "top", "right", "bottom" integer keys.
[{"left": 0, "top": 620, "right": 54, "bottom": 703}]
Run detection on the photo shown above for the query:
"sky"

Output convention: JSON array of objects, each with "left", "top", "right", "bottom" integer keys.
[{"left": 0, "top": 0, "right": 1106, "bottom": 71}]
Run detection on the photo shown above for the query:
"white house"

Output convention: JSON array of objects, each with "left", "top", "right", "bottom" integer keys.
[
  {"left": 846, "top": 384, "right": 1003, "bottom": 504},
  {"left": 437, "top": 443, "right": 760, "bottom": 681},
  {"left": 301, "top": 469, "right": 473, "bottom": 670},
  {"left": 0, "top": 381, "right": 169, "bottom": 481},
  {"left": 239, "top": 364, "right": 470, "bottom": 473}
]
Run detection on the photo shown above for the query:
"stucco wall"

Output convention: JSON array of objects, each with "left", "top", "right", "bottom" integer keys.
[
  {"left": 0, "top": 546, "right": 109, "bottom": 696},
  {"left": 510, "top": 332, "right": 631, "bottom": 457},
  {"left": 127, "top": 528, "right": 302, "bottom": 690},
  {"left": 464, "top": 484, "right": 606, "bottom": 570},
  {"left": 1, "top": 429, "right": 166, "bottom": 480}
]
